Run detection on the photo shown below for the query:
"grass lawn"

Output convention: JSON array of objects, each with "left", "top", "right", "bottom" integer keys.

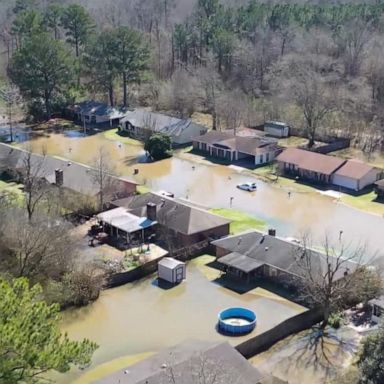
[
  {"left": 340, "top": 191, "right": 384, "bottom": 216},
  {"left": 104, "top": 129, "right": 143, "bottom": 146},
  {"left": 210, "top": 208, "right": 266, "bottom": 234},
  {"left": 137, "top": 185, "right": 151, "bottom": 194},
  {"left": 277, "top": 136, "right": 310, "bottom": 148},
  {"left": 0, "top": 179, "right": 24, "bottom": 205}
]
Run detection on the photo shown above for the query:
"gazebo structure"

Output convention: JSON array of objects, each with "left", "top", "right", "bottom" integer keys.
[{"left": 97, "top": 207, "right": 157, "bottom": 247}]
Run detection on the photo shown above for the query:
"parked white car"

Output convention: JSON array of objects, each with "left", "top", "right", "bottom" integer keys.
[{"left": 236, "top": 182, "right": 257, "bottom": 192}]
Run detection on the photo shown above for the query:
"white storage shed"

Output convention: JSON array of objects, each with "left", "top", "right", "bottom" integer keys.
[{"left": 158, "top": 257, "right": 186, "bottom": 284}]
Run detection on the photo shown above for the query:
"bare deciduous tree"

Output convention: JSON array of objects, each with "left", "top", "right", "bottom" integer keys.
[{"left": 294, "top": 234, "right": 382, "bottom": 331}]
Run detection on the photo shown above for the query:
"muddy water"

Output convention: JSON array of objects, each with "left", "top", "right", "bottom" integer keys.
[
  {"left": 19, "top": 130, "right": 384, "bottom": 255},
  {"left": 54, "top": 257, "right": 305, "bottom": 383}
]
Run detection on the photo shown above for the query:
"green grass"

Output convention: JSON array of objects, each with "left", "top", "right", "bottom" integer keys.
[
  {"left": 136, "top": 185, "right": 151, "bottom": 194},
  {"left": 104, "top": 129, "right": 143, "bottom": 146},
  {"left": 210, "top": 208, "right": 266, "bottom": 234},
  {"left": 341, "top": 191, "right": 384, "bottom": 216},
  {"left": 0, "top": 179, "right": 24, "bottom": 205}
]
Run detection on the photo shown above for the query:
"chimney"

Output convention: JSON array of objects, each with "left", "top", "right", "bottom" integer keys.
[
  {"left": 268, "top": 228, "right": 276, "bottom": 237},
  {"left": 55, "top": 169, "right": 63, "bottom": 186},
  {"left": 146, "top": 202, "right": 157, "bottom": 221}
]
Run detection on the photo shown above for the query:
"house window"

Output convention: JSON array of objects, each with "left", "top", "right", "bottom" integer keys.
[
  {"left": 259, "top": 154, "right": 264, "bottom": 163},
  {"left": 91, "top": 115, "right": 96, "bottom": 124},
  {"left": 201, "top": 143, "right": 207, "bottom": 151},
  {"left": 84, "top": 115, "right": 90, "bottom": 121},
  {"left": 374, "top": 305, "right": 383, "bottom": 317},
  {"left": 266, "top": 153, "right": 270, "bottom": 162}
]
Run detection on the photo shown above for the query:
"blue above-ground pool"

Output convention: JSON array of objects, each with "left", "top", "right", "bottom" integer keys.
[{"left": 218, "top": 307, "right": 257, "bottom": 335}]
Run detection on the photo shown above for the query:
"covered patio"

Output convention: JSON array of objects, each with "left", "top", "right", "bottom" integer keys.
[
  {"left": 218, "top": 252, "right": 264, "bottom": 282},
  {"left": 97, "top": 207, "right": 157, "bottom": 248}
]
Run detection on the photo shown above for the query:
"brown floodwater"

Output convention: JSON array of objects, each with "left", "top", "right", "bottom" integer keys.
[
  {"left": 19, "top": 130, "right": 384, "bottom": 256},
  {"left": 54, "top": 256, "right": 305, "bottom": 383}
]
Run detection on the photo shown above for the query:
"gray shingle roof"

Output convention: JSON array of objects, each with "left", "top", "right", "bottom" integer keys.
[
  {"left": 73, "top": 100, "right": 127, "bottom": 119},
  {"left": 0, "top": 143, "right": 137, "bottom": 197},
  {"left": 121, "top": 109, "right": 206, "bottom": 138},
  {"left": 111, "top": 192, "right": 231, "bottom": 235},
  {"left": 94, "top": 340, "right": 265, "bottom": 384},
  {"left": 212, "top": 231, "right": 356, "bottom": 280}
]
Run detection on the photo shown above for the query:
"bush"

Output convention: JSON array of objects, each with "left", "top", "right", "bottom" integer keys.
[
  {"left": 328, "top": 312, "right": 344, "bottom": 329},
  {"left": 144, "top": 133, "right": 172, "bottom": 160}
]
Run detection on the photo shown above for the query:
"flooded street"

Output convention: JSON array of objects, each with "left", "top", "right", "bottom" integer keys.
[
  {"left": 19, "top": 130, "right": 384, "bottom": 256},
  {"left": 55, "top": 257, "right": 305, "bottom": 383}
]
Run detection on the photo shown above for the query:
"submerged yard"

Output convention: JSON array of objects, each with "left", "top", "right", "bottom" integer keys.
[{"left": 56, "top": 255, "right": 306, "bottom": 383}]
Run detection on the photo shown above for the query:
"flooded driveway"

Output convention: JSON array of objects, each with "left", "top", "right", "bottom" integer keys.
[
  {"left": 55, "top": 256, "right": 305, "bottom": 383},
  {"left": 18, "top": 130, "right": 384, "bottom": 256}
]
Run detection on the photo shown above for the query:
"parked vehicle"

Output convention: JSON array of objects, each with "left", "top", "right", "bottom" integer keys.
[{"left": 236, "top": 182, "right": 257, "bottom": 192}]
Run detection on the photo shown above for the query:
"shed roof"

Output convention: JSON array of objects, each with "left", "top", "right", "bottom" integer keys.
[
  {"left": 276, "top": 148, "right": 346, "bottom": 175},
  {"left": 97, "top": 207, "right": 155, "bottom": 233},
  {"left": 375, "top": 179, "right": 384, "bottom": 189},
  {"left": 334, "top": 159, "right": 378, "bottom": 180},
  {"left": 158, "top": 257, "right": 185, "bottom": 269},
  {"left": 111, "top": 193, "right": 231, "bottom": 236}
]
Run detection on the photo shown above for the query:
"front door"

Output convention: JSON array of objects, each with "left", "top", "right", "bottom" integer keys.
[{"left": 175, "top": 266, "right": 184, "bottom": 282}]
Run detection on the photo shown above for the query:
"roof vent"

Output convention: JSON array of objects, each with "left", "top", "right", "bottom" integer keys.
[
  {"left": 259, "top": 235, "right": 265, "bottom": 244},
  {"left": 237, "top": 237, "right": 242, "bottom": 245},
  {"left": 67, "top": 161, "right": 72, "bottom": 166},
  {"left": 161, "top": 363, "right": 167, "bottom": 369},
  {"left": 265, "top": 246, "right": 269, "bottom": 251}
]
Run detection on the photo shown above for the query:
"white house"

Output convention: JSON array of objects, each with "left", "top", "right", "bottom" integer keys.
[
  {"left": 120, "top": 109, "right": 207, "bottom": 145},
  {"left": 264, "top": 121, "right": 290, "bottom": 138},
  {"left": 369, "top": 296, "right": 384, "bottom": 324},
  {"left": 158, "top": 257, "right": 186, "bottom": 284},
  {"left": 332, "top": 160, "right": 382, "bottom": 191}
]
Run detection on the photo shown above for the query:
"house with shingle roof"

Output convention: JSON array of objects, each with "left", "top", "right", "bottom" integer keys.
[
  {"left": 120, "top": 109, "right": 208, "bottom": 145},
  {"left": 212, "top": 230, "right": 357, "bottom": 285},
  {"left": 94, "top": 340, "right": 279, "bottom": 384},
  {"left": 193, "top": 130, "right": 280, "bottom": 165},
  {"left": 108, "top": 192, "right": 231, "bottom": 247},
  {"left": 276, "top": 148, "right": 383, "bottom": 191},
  {"left": 0, "top": 143, "right": 137, "bottom": 201},
  {"left": 333, "top": 159, "right": 382, "bottom": 191}
]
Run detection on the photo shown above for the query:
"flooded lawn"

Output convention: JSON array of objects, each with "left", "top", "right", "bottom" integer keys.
[
  {"left": 16, "top": 130, "right": 384, "bottom": 255},
  {"left": 55, "top": 256, "right": 305, "bottom": 383},
  {"left": 250, "top": 326, "right": 361, "bottom": 384}
]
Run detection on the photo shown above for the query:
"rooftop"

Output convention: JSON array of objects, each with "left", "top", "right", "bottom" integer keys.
[
  {"left": 194, "top": 131, "right": 278, "bottom": 156},
  {"left": 212, "top": 230, "right": 357, "bottom": 280},
  {"left": 375, "top": 179, "right": 384, "bottom": 188},
  {"left": 111, "top": 192, "right": 231, "bottom": 236},
  {"left": 158, "top": 257, "right": 185, "bottom": 269},
  {"left": 276, "top": 147, "right": 346, "bottom": 175},
  {"left": 334, "top": 159, "right": 378, "bottom": 180},
  {"left": 97, "top": 207, "right": 156, "bottom": 234},
  {"left": 73, "top": 100, "right": 127, "bottom": 119},
  {"left": 95, "top": 340, "right": 265, "bottom": 384},
  {"left": 0, "top": 143, "right": 137, "bottom": 197},
  {"left": 121, "top": 109, "right": 206, "bottom": 137}
]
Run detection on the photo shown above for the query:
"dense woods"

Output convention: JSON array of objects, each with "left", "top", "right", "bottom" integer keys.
[{"left": 0, "top": 0, "right": 382, "bottom": 152}]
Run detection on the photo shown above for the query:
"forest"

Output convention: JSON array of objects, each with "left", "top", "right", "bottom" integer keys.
[{"left": 1, "top": 0, "right": 384, "bottom": 151}]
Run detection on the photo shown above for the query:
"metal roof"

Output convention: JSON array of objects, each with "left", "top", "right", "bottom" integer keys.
[
  {"left": 219, "top": 252, "right": 264, "bottom": 273},
  {"left": 158, "top": 257, "right": 185, "bottom": 269}
]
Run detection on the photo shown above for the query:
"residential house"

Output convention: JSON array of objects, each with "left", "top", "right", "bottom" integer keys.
[
  {"left": 332, "top": 160, "right": 382, "bottom": 191},
  {"left": 94, "top": 340, "right": 282, "bottom": 384},
  {"left": 120, "top": 109, "right": 208, "bottom": 145},
  {"left": 369, "top": 296, "right": 384, "bottom": 323},
  {"left": 193, "top": 131, "right": 279, "bottom": 165},
  {"left": 374, "top": 179, "right": 384, "bottom": 199},
  {"left": 0, "top": 143, "right": 137, "bottom": 201},
  {"left": 264, "top": 121, "right": 290, "bottom": 138},
  {"left": 276, "top": 147, "right": 346, "bottom": 184},
  {"left": 108, "top": 192, "right": 231, "bottom": 247},
  {"left": 69, "top": 100, "right": 128, "bottom": 127},
  {"left": 212, "top": 230, "right": 356, "bottom": 286}
]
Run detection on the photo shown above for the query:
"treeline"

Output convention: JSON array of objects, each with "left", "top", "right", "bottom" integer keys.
[
  {"left": 2, "top": 0, "right": 384, "bottom": 152},
  {"left": 4, "top": 0, "right": 149, "bottom": 119}
]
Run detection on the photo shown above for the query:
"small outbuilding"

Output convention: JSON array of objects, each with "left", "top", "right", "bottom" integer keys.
[
  {"left": 158, "top": 257, "right": 186, "bottom": 284},
  {"left": 264, "top": 121, "right": 290, "bottom": 138}
]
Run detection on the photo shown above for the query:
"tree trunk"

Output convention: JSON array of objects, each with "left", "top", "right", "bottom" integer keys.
[
  {"left": 123, "top": 72, "right": 127, "bottom": 107},
  {"left": 75, "top": 37, "right": 79, "bottom": 57},
  {"left": 320, "top": 306, "right": 330, "bottom": 330},
  {"left": 109, "top": 85, "right": 114, "bottom": 107},
  {"left": 44, "top": 91, "right": 51, "bottom": 120}
]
